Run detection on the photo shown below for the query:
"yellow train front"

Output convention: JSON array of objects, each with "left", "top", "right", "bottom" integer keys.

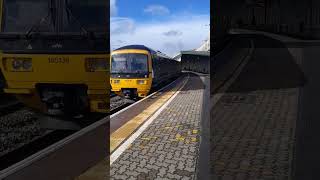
[
  {"left": 0, "top": 0, "right": 109, "bottom": 116},
  {"left": 110, "top": 45, "right": 181, "bottom": 98}
]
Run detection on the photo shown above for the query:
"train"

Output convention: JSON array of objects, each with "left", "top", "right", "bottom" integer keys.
[
  {"left": 0, "top": 0, "right": 109, "bottom": 117},
  {"left": 110, "top": 45, "right": 181, "bottom": 98}
]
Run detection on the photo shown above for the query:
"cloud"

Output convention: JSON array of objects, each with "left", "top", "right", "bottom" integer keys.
[
  {"left": 163, "top": 30, "right": 183, "bottom": 37},
  {"left": 162, "top": 41, "right": 184, "bottom": 53},
  {"left": 110, "top": 17, "right": 135, "bottom": 35},
  {"left": 110, "top": 0, "right": 117, "bottom": 16},
  {"left": 144, "top": 5, "right": 170, "bottom": 16},
  {"left": 111, "top": 15, "right": 210, "bottom": 56},
  {"left": 117, "top": 40, "right": 125, "bottom": 43}
]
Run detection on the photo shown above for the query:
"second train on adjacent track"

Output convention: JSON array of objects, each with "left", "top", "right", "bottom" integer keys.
[{"left": 110, "top": 45, "right": 181, "bottom": 98}]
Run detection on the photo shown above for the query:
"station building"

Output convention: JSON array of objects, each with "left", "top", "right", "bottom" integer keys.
[{"left": 174, "top": 51, "right": 210, "bottom": 74}]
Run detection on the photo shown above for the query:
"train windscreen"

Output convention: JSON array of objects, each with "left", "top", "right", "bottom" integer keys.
[
  {"left": 2, "top": 0, "right": 54, "bottom": 33},
  {"left": 2, "top": 0, "right": 108, "bottom": 34},
  {"left": 63, "top": 0, "right": 108, "bottom": 33},
  {"left": 111, "top": 54, "right": 149, "bottom": 74}
]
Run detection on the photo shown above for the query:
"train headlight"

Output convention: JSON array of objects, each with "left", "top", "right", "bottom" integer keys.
[
  {"left": 137, "top": 80, "right": 147, "bottom": 85},
  {"left": 113, "top": 80, "right": 120, "bottom": 84},
  {"left": 5, "top": 58, "right": 33, "bottom": 72},
  {"left": 22, "top": 59, "right": 32, "bottom": 70},
  {"left": 12, "top": 60, "right": 22, "bottom": 70},
  {"left": 85, "top": 58, "right": 108, "bottom": 72}
]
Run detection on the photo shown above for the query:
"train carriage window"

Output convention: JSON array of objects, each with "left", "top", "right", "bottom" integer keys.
[{"left": 153, "top": 56, "right": 160, "bottom": 71}]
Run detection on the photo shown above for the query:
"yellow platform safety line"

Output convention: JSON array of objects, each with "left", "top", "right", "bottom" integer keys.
[
  {"left": 75, "top": 77, "right": 186, "bottom": 180},
  {"left": 110, "top": 78, "right": 184, "bottom": 153}
]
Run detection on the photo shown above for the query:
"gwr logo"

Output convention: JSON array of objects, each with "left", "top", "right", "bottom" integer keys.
[{"left": 48, "top": 57, "right": 70, "bottom": 64}]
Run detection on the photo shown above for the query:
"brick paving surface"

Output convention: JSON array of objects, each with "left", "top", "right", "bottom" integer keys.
[
  {"left": 211, "top": 35, "right": 303, "bottom": 180},
  {"left": 110, "top": 74, "right": 206, "bottom": 180},
  {"left": 211, "top": 88, "right": 298, "bottom": 180}
]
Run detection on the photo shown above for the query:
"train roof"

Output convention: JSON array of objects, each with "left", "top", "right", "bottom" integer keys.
[
  {"left": 114, "top": 45, "right": 174, "bottom": 60},
  {"left": 115, "top": 45, "right": 154, "bottom": 53}
]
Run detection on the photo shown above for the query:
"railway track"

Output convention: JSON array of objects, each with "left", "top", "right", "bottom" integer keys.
[
  {"left": 0, "top": 94, "right": 24, "bottom": 117},
  {"left": 0, "top": 107, "right": 105, "bottom": 174},
  {"left": 0, "top": 102, "right": 24, "bottom": 117},
  {"left": 110, "top": 96, "right": 135, "bottom": 114},
  {"left": 0, "top": 94, "right": 128, "bottom": 173}
]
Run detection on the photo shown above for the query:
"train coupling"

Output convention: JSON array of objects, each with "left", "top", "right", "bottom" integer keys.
[
  {"left": 122, "top": 89, "right": 137, "bottom": 99},
  {"left": 38, "top": 86, "right": 88, "bottom": 116},
  {"left": 41, "top": 91, "right": 65, "bottom": 115}
]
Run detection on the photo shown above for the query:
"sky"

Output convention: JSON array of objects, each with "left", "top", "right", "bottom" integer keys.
[{"left": 110, "top": 0, "right": 210, "bottom": 57}]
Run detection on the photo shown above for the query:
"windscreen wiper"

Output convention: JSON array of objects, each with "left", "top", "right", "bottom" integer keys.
[
  {"left": 64, "top": 0, "right": 94, "bottom": 38},
  {"left": 25, "top": 0, "right": 56, "bottom": 38},
  {"left": 25, "top": 15, "right": 51, "bottom": 38}
]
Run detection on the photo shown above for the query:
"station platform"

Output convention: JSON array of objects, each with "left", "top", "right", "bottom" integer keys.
[
  {"left": 107, "top": 73, "right": 208, "bottom": 179},
  {"left": 73, "top": 72, "right": 209, "bottom": 180},
  {"left": 211, "top": 30, "right": 306, "bottom": 180}
]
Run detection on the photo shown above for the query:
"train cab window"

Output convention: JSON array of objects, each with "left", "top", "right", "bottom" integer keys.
[
  {"left": 2, "top": 0, "right": 54, "bottom": 33},
  {"left": 111, "top": 54, "right": 148, "bottom": 74},
  {"left": 62, "top": 0, "right": 108, "bottom": 34}
]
